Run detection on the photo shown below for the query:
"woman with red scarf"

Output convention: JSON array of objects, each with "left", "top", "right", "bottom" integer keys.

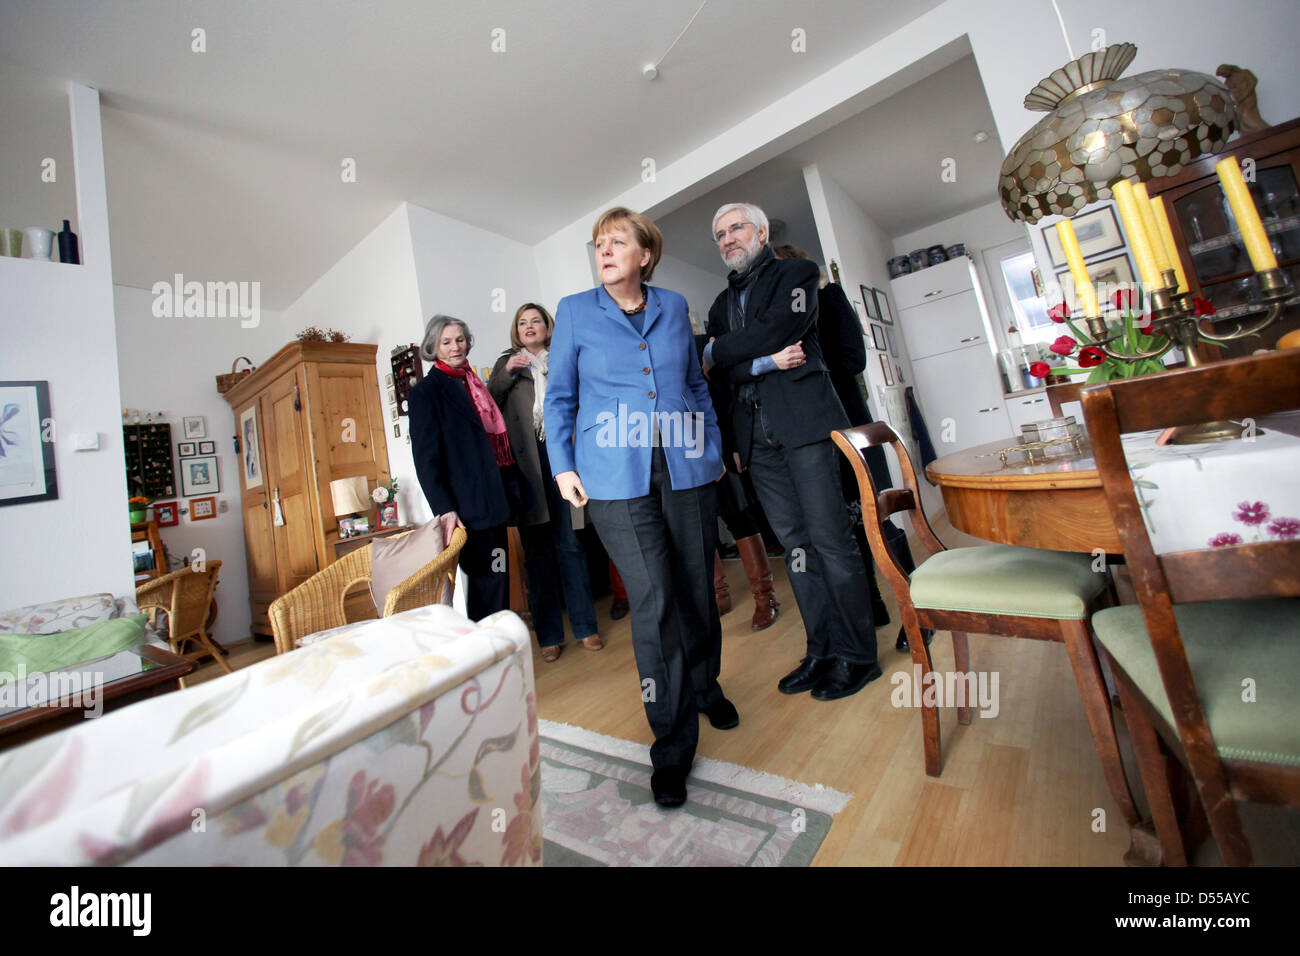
[{"left": 409, "top": 314, "right": 523, "bottom": 620}]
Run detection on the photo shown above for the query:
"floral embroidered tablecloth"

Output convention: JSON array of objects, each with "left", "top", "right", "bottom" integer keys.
[{"left": 1121, "top": 412, "right": 1300, "bottom": 554}]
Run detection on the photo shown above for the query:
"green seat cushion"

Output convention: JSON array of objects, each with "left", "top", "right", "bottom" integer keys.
[
  {"left": 1093, "top": 599, "right": 1300, "bottom": 767},
  {"left": 0, "top": 615, "right": 149, "bottom": 685},
  {"left": 909, "top": 544, "right": 1105, "bottom": 619}
]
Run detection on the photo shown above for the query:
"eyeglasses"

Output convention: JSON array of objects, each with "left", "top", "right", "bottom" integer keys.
[{"left": 714, "top": 221, "right": 753, "bottom": 244}]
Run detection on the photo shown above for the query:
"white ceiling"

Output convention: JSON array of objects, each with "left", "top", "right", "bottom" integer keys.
[
  {"left": 0, "top": 0, "right": 958, "bottom": 309},
  {"left": 655, "top": 53, "right": 1004, "bottom": 277}
]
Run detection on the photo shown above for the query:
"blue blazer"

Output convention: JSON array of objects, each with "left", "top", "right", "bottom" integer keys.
[{"left": 545, "top": 284, "right": 723, "bottom": 501}]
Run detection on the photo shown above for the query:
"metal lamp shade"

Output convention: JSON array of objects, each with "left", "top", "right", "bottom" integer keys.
[
  {"left": 330, "top": 476, "right": 370, "bottom": 516},
  {"left": 999, "top": 43, "right": 1237, "bottom": 223}
]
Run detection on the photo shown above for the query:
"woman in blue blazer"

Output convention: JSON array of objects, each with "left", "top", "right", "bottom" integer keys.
[{"left": 545, "top": 206, "right": 733, "bottom": 808}]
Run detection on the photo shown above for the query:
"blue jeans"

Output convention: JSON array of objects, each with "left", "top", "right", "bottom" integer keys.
[{"left": 519, "top": 439, "right": 599, "bottom": 647}]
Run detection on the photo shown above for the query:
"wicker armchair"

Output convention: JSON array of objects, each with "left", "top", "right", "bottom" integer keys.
[
  {"left": 268, "top": 526, "right": 467, "bottom": 655},
  {"left": 135, "top": 560, "right": 229, "bottom": 687}
]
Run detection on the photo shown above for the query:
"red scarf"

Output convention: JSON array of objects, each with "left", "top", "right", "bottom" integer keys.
[{"left": 435, "top": 360, "right": 515, "bottom": 467}]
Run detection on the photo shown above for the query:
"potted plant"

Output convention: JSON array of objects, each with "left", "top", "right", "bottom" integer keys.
[{"left": 129, "top": 496, "right": 149, "bottom": 525}]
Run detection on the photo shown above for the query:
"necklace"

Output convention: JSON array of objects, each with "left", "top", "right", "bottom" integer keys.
[{"left": 619, "top": 285, "right": 648, "bottom": 315}]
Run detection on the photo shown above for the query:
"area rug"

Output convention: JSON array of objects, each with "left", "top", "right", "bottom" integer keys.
[{"left": 539, "top": 719, "right": 852, "bottom": 866}]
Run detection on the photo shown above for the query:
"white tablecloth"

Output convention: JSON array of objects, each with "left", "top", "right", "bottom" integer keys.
[{"left": 1121, "top": 412, "right": 1300, "bottom": 554}]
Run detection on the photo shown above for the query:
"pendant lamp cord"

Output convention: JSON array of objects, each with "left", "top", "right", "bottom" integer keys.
[
  {"left": 1050, "top": 0, "right": 1076, "bottom": 60},
  {"left": 652, "top": 0, "right": 710, "bottom": 72}
]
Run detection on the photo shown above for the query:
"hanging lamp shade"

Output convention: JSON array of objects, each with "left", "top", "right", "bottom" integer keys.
[{"left": 998, "top": 43, "right": 1238, "bottom": 223}]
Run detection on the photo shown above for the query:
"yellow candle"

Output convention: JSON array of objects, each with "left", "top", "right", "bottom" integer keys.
[
  {"left": 1112, "top": 179, "right": 1164, "bottom": 292},
  {"left": 1148, "top": 197, "right": 1189, "bottom": 294},
  {"left": 1215, "top": 156, "right": 1278, "bottom": 271},
  {"left": 1132, "top": 183, "right": 1171, "bottom": 277},
  {"left": 1055, "top": 219, "right": 1099, "bottom": 317}
]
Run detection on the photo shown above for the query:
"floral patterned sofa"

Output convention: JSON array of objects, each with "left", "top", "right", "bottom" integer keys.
[{"left": 0, "top": 605, "right": 541, "bottom": 866}]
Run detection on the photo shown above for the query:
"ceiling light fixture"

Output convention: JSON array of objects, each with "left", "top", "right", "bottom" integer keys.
[
  {"left": 643, "top": 0, "right": 709, "bottom": 80},
  {"left": 997, "top": 1, "right": 1237, "bottom": 223}
]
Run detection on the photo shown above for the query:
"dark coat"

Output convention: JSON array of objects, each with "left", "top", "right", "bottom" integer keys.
[
  {"left": 706, "top": 255, "right": 848, "bottom": 465},
  {"left": 408, "top": 367, "right": 510, "bottom": 530}
]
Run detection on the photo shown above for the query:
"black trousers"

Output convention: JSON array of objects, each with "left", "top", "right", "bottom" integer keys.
[
  {"left": 588, "top": 446, "right": 723, "bottom": 771},
  {"left": 745, "top": 404, "right": 878, "bottom": 665},
  {"left": 459, "top": 523, "right": 508, "bottom": 621}
]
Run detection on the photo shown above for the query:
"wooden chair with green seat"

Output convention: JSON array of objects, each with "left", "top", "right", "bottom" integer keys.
[
  {"left": 831, "top": 423, "right": 1144, "bottom": 844},
  {"left": 1082, "top": 350, "right": 1300, "bottom": 866}
]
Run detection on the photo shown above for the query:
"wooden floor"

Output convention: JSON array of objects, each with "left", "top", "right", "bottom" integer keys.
[{"left": 192, "top": 512, "right": 1300, "bottom": 866}]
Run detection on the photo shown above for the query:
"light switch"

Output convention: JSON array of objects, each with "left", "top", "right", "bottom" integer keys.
[
  {"left": 218, "top": 499, "right": 229, "bottom": 513},
  {"left": 72, "top": 432, "right": 100, "bottom": 451}
]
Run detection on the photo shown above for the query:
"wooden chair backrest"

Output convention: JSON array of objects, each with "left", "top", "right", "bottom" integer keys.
[
  {"left": 831, "top": 422, "right": 945, "bottom": 608},
  {"left": 1046, "top": 380, "right": 1085, "bottom": 417},
  {"left": 1080, "top": 350, "right": 1300, "bottom": 854}
]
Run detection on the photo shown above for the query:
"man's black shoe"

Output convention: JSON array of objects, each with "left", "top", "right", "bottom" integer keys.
[
  {"left": 777, "top": 657, "right": 834, "bottom": 694},
  {"left": 895, "top": 626, "right": 935, "bottom": 652},
  {"left": 811, "top": 660, "right": 883, "bottom": 701},
  {"left": 651, "top": 765, "right": 689, "bottom": 808},
  {"left": 702, "top": 697, "right": 739, "bottom": 730}
]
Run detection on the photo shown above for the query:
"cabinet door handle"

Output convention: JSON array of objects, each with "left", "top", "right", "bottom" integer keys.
[
  {"left": 977, "top": 406, "right": 1000, "bottom": 413},
  {"left": 923, "top": 289, "right": 945, "bottom": 298},
  {"left": 959, "top": 335, "right": 981, "bottom": 344},
  {"left": 1033, "top": 398, "right": 1045, "bottom": 403}
]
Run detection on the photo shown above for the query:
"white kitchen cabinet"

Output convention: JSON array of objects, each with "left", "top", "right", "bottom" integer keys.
[
  {"left": 899, "top": 288, "right": 991, "bottom": 362},
  {"left": 910, "top": 344, "right": 1013, "bottom": 455},
  {"left": 890, "top": 257, "right": 974, "bottom": 311},
  {"left": 1005, "top": 392, "right": 1052, "bottom": 433}
]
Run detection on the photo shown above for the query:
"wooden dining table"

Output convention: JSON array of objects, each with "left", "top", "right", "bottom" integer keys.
[{"left": 926, "top": 436, "right": 1120, "bottom": 554}]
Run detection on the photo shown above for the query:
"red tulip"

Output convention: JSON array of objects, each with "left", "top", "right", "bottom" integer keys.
[
  {"left": 1193, "top": 296, "right": 1217, "bottom": 316},
  {"left": 1078, "top": 346, "right": 1106, "bottom": 368},
  {"left": 1029, "top": 361, "right": 1051, "bottom": 379},
  {"left": 1111, "top": 288, "right": 1138, "bottom": 311},
  {"left": 1047, "top": 302, "right": 1070, "bottom": 324},
  {"left": 1049, "top": 335, "right": 1077, "bottom": 356}
]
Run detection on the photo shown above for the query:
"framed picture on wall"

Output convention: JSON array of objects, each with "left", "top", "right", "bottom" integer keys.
[
  {"left": 852, "top": 299, "right": 868, "bottom": 330},
  {"left": 0, "top": 380, "right": 58, "bottom": 507},
  {"left": 198, "top": 440, "right": 215, "bottom": 455},
  {"left": 1055, "top": 253, "right": 1137, "bottom": 315},
  {"left": 190, "top": 496, "right": 216, "bottom": 521},
  {"left": 154, "top": 500, "right": 179, "bottom": 527},
  {"left": 182, "top": 416, "right": 206, "bottom": 440},
  {"left": 181, "top": 455, "right": 220, "bottom": 497},
  {"left": 239, "top": 405, "right": 263, "bottom": 491},
  {"left": 869, "top": 323, "right": 887, "bottom": 352},
  {"left": 1043, "top": 206, "right": 1123, "bottom": 267},
  {"left": 177, "top": 441, "right": 196, "bottom": 458},
  {"left": 861, "top": 285, "right": 879, "bottom": 321},
  {"left": 885, "top": 326, "right": 899, "bottom": 358},
  {"left": 873, "top": 288, "right": 894, "bottom": 326},
  {"left": 878, "top": 353, "right": 895, "bottom": 386}
]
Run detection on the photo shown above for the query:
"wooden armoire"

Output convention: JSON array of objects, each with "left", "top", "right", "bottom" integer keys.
[{"left": 222, "top": 342, "right": 392, "bottom": 637}]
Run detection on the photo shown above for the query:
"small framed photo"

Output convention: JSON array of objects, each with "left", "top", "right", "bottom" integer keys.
[
  {"left": 181, "top": 455, "right": 220, "bottom": 496},
  {"left": 190, "top": 496, "right": 216, "bottom": 521},
  {"left": 384, "top": 372, "right": 394, "bottom": 387},
  {"left": 154, "top": 500, "right": 179, "bottom": 527},
  {"left": 895, "top": 362, "right": 905, "bottom": 384},
  {"left": 377, "top": 502, "right": 398, "bottom": 529},
  {"left": 869, "top": 323, "right": 887, "bottom": 352},
  {"left": 879, "top": 353, "right": 895, "bottom": 387},
  {"left": 182, "top": 416, "right": 206, "bottom": 440},
  {"left": 393, "top": 423, "right": 402, "bottom": 438},
  {"left": 390, "top": 405, "right": 399, "bottom": 421},
  {"left": 885, "top": 326, "right": 899, "bottom": 358},
  {"left": 1043, "top": 205, "right": 1124, "bottom": 267},
  {"left": 338, "top": 517, "right": 356, "bottom": 538},
  {"left": 352, "top": 515, "right": 371, "bottom": 536},
  {"left": 386, "top": 388, "right": 396, "bottom": 405},
  {"left": 873, "top": 288, "right": 894, "bottom": 326},
  {"left": 178, "top": 441, "right": 196, "bottom": 457},
  {"left": 198, "top": 440, "right": 215, "bottom": 455},
  {"left": 861, "top": 285, "right": 879, "bottom": 321}
]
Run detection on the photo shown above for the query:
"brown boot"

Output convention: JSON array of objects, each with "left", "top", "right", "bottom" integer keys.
[
  {"left": 737, "top": 534, "right": 779, "bottom": 630},
  {"left": 714, "top": 551, "right": 733, "bottom": 615}
]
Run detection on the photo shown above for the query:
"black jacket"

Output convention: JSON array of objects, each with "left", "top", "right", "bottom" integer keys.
[
  {"left": 408, "top": 368, "right": 511, "bottom": 530},
  {"left": 706, "top": 255, "right": 848, "bottom": 464}
]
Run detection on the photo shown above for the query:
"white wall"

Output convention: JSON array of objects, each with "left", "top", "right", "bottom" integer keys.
[
  {"left": 113, "top": 285, "right": 289, "bottom": 647},
  {"left": 652, "top": 253, "right": 726, "bottom": 331},
  {"left": 0, "top": 84, "right": 135, "bottom": 611}
]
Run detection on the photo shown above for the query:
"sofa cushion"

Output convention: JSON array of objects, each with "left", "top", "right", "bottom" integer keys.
[
  {"left": 369, "top": 520, "right": 450, "bottom": 613},
  {"left": 0, "top": 616, "right": 149, "bottom": 684},
  {"left": 909, "top": 544, "right": 1105, "bottom": 620},
  {"left": 0, "top": 594, "right": 118, "bottom": 636}
]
